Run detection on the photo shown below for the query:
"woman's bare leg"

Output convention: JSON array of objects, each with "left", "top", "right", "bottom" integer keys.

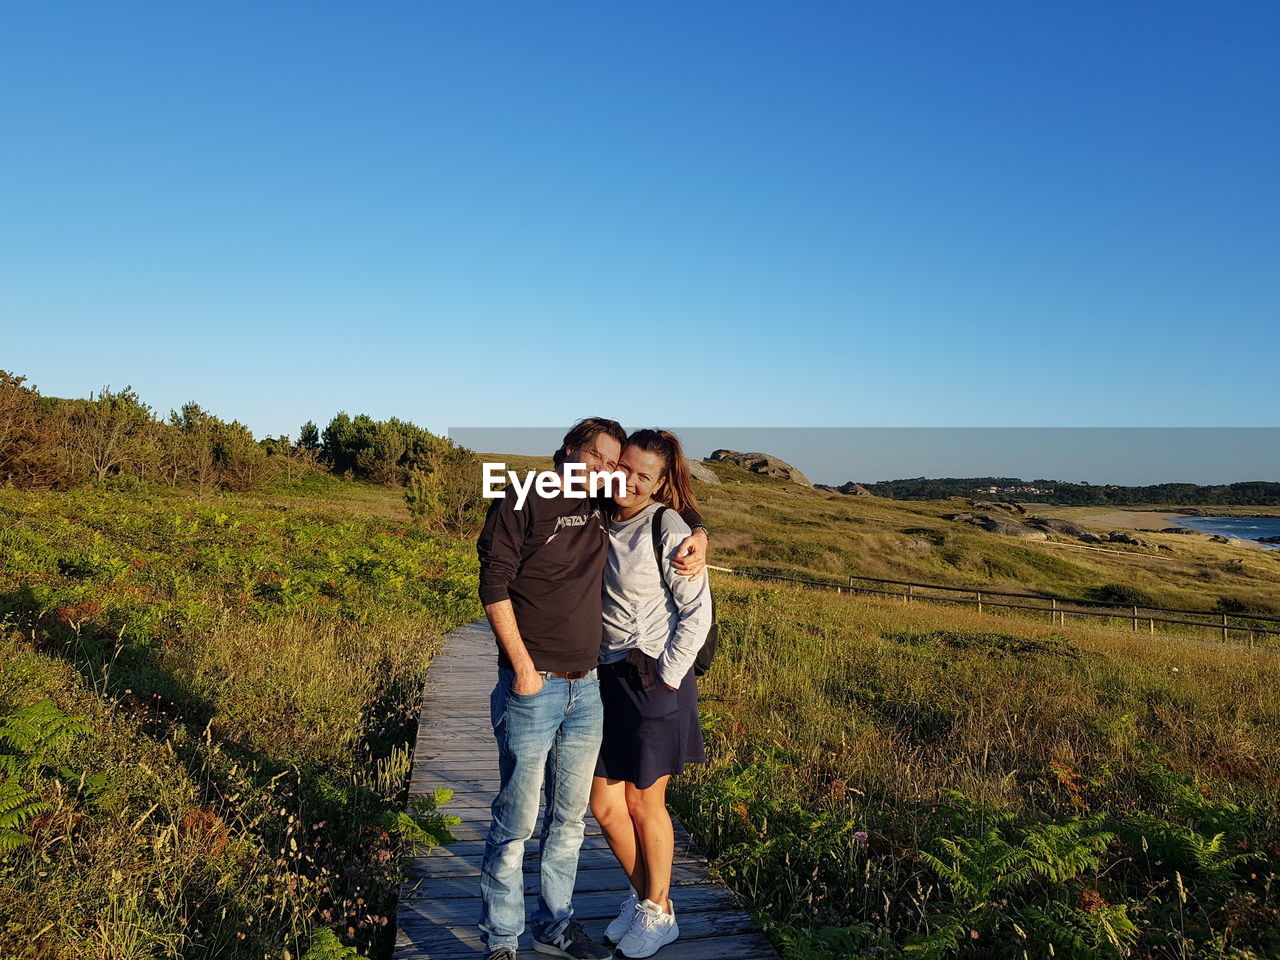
[
  {"left": 624, "top": 775, "right": 674, "bottom": 911},
  {"left": 591, "top": 775, "right": 647, "bottom": 895}
]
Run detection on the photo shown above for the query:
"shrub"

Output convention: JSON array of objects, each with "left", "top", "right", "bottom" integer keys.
[
  {"left": 1084, "top": 584, "right": 1158, "bottom": 607},
  {"left": 322, "top": 413, "right": 450, "bottom": 485},
  {"left": 1214, "top": 595, "right": 1277, "bottom": 616},
  {"left": 0, "top": 371, "right": 64, "bottom": 489},
  {"left": 61, "top": 386, "right": 154, "bottom": 484}
]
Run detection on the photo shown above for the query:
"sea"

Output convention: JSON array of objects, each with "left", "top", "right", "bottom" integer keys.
[{"left": 1170, "top": 515, "right": 1280, "bottom": 550}]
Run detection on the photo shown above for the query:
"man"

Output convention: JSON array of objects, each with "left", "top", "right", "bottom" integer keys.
[{"left": 476, "top": 418, "right": 707, "bottom": 960}]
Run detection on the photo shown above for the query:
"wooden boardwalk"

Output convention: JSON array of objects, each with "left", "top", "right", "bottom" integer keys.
[{"left": 394, "top": 619, "right": 779, "bottom": 959}]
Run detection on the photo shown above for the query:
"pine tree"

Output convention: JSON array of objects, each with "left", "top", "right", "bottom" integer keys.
[{"left": 298, "top": 420, "right": 320, "bottom": 450}]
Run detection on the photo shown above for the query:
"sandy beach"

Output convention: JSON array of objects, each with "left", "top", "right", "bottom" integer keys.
[
  {"left": 1058, "top": 508, "right": 1270, "bottom": 551},
  {"left": 1070, "top": 509, "right": 1190, "bottom": 531}
]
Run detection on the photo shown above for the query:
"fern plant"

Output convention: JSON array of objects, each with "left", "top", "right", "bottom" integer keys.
[
  {"left": 0, "top": 698, "right": 91, "bottom": 779},
  {"left": 380, "top": 787, "right": 460, "bottom": 849},
  {"left": 1121, "top": 811, "right": 1262, "bottom": 889},
  {"left": 1020, "top": 900, "right": 1139, "bottom": 957},
  {"left": 0, "top": 777, "right": 52, "bottom": 855},
  {"left": 302, "top": 926, "right": 364, "bottom": 960},
  {"left": 905, "top": 791, "right": 1135, "bottom": 960},
  {"left": 1183, "top": 829, "right": 1261, "bottom": 884},
  {"left": 1142, "top": 760, "right": 1254, "bottom": 841}
]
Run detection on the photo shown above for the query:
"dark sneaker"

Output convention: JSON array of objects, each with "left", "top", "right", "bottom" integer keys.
[
  {"left": 532, "top": 919, "right": 612, "bottom": 959},
  {"left": 487, "top": 950, "right": 517, "bottom": 960}
]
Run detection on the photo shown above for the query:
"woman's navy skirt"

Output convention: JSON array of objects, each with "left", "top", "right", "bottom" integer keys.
[{"left": 596, "top": 651, "right": 706, "bottom": 789}]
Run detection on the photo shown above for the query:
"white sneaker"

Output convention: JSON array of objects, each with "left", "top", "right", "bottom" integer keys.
[
  {"left": 604, "top": 892, "right": 641, "bottom": 944},
  {"left": 617, "top": 898, "right": 678, "bottom": 958}
]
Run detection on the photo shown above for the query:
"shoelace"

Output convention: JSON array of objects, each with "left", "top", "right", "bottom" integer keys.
[{"left": 634, "top": 905, "right": 665, "bottom": 934}]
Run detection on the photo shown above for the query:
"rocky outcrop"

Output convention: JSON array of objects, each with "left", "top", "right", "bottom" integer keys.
[
  {"left": 1162, "top": 527, "right": 1199, "bottom": 535},
  {"left": 706, "top": 450, "right": 811, "bottom": 486},
  {"left": 947, "top": 512, "right": 1047, "bottom": 539},
  {"left": 978, "top": 519, "right": 1048, "bottom": 539},
  {"left": 970, "top": 499, "right": 1028, "bottom": 515},
  {"left": 686, "top": 460, "right": 720, "bottom": 484},
  {"left": 1108, "top": 532, "right": 1155, "bottom": 548},
  {"left": 817, "top": 481, "right": 873, "bottom": 496},
  {"left": 1027, "top": 517, "right": 1092, "bottom": 538}
]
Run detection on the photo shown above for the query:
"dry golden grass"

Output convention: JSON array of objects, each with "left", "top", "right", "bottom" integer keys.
[{"left": 676, "top": 572, "right": 1280, "bottom": 957}]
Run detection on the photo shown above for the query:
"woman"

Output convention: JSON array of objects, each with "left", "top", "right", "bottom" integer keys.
[{"left": 591, "top": 429, "right": 713, "bottom": 959}]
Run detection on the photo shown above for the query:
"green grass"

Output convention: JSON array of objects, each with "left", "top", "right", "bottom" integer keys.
[
  {"left": 675, "top": 575, "right": 1280, "bottom": 959},
  {"left": 5, "top": 461, "right": 1279, "bottom": 959},
  {"left": 0, "top": 483, "right": 480, "bottom": 959}
]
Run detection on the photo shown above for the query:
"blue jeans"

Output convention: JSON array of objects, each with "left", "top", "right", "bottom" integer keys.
[{"left": 479, "top": 666, "right": 603, "bottom": 951}]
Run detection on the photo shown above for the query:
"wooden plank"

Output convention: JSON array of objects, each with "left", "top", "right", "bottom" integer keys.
[
  {"left": 398, "top": 933, "right": 779, "bottom": 960},
  {"left": 410, "top": 777, "right": 502, "bottom": 794},
  {"left": 415, "top": 766, "right": 501, "bottom": 780},
  {"left": 407, "top": 833, "right": 613, "bottom": 860},
  {"left": 399, "top": 883, "right": 741, "bottom": 927},
  {"left": 416, "top": 761, "right": 502, "bottom": 774},
  {"left": 403, "top": 860, "right": 709, "bottom": 897},
  {"left": 394, "top": 619, "right": 777, "bottom": 959},
  {"left": 396, "top": 912, "right": 765, "bottom": 958},
  {"left": 404, "top": 835, "right": 709, "bottom": 883}
]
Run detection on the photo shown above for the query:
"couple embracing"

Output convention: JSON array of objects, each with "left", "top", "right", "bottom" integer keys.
[{"left": 476, "top": 418, "right": 714, "bottom": 960}]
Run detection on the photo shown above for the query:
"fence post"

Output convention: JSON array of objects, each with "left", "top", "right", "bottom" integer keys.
[
  {"left": 1149, "top": 618, "right": 1154, "bottom": 635},
  {"left": 849, "top": 576, "right": 854, "bottom": 588},
  {"left": 1132, "top": 605, "right": 1138, "bottom": 632},
  {"left": 1221, "top": 613, "right": 1228, "bottom": 643},
  {"left": 907, "top": 583, "right": 913, "bottom": 605},
  {"left": 976, "top": 591, "right": 983, "bottom": 614},
  {"left": 1051, "top": 597, "right": 1057, "bottom": 626}
]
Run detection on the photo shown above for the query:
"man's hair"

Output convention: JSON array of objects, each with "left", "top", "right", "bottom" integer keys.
[
  {"left": 625, "top": 428, "right": 700, "bottom": 514},
  {"left": 553, "top": 417, "right": 627, "bottom": 468}
]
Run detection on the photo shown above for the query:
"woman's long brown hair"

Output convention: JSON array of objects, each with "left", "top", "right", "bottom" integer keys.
[{"left": 625, "top": 428, "right": 700, "bottom": 515}]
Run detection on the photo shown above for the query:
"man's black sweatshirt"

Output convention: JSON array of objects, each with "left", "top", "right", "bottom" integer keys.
[{"left": 477, "top": 484, "right": 703, "bottom": 674}]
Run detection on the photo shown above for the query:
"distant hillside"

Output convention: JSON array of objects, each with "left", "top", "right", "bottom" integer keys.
[
  {"left": 688, "top": 458, "right": 1280, "bottom": 617},
  {"left": 852, "top": 476, "right": 1280, "bottom": 507}
]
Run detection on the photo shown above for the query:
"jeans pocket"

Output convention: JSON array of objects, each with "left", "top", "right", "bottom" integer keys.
[
  {"left": 490, "top": 682, "right": 507, "bottom": 730},
  {"left": 508, "top": 681, "right": 545, "bottom": 701}
]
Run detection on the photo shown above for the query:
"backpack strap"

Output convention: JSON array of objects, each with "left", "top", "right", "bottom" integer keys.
[{"left": 651, "top": 505, "right": 670, "bottom": 595}]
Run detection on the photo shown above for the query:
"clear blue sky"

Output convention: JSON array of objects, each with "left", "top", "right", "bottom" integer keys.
[{"left": 2, "top": 2, "right": 1277, "bottom": 453}]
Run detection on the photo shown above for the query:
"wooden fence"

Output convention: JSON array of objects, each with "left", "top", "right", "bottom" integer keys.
[{"left": 706, "top": 566, "right": 1280, "bottom": 646}]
